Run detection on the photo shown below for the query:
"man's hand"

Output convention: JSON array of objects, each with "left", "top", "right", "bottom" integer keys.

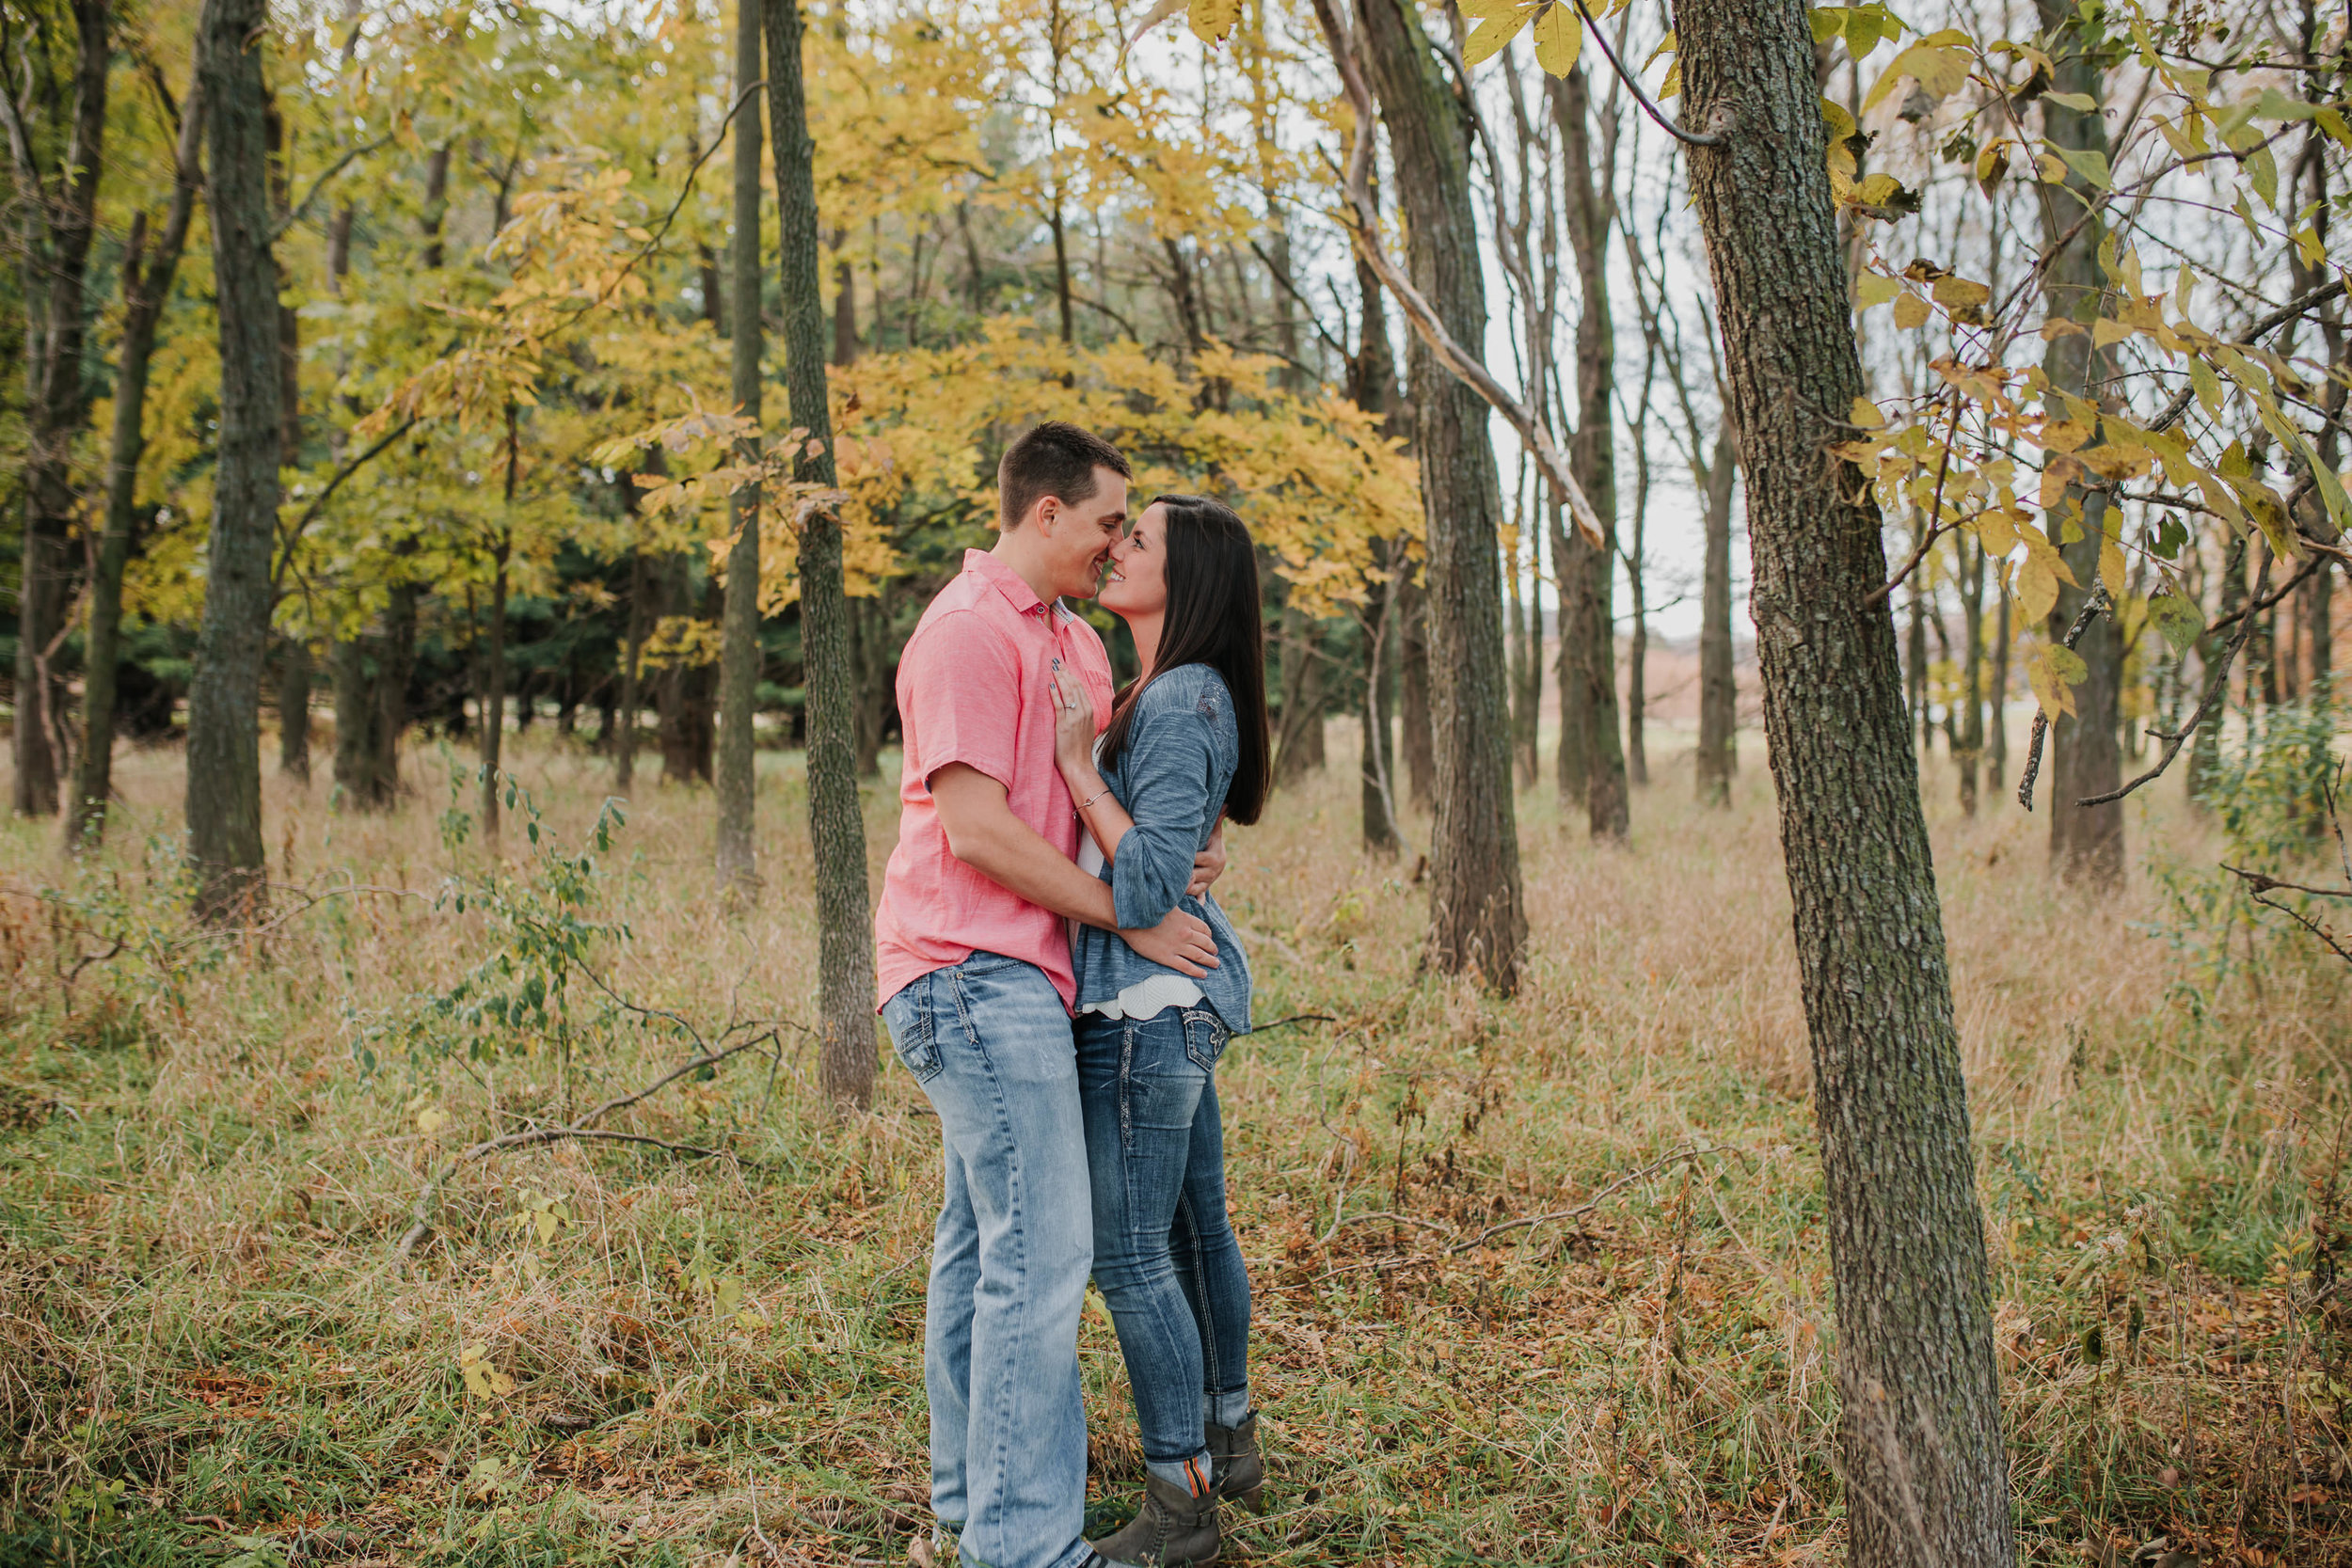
[
  {"left": 1186, "top": 819, "right": 1229, "bottom": 899},
  {"left": 1121, "top": 907, "right": 1222, "bottom": 977}
]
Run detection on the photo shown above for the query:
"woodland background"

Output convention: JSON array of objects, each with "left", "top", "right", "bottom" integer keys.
[{"left": 0, "top": 0, "right": 2348, "bottom": 1563}]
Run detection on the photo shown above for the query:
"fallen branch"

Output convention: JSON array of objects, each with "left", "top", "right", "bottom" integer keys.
[
  {"left": 393, "top": 1032, "right": 781, "bottom": 1259},
  {"left": 1445, "top": 1144, "right": 1708, "bottom": 1254}
]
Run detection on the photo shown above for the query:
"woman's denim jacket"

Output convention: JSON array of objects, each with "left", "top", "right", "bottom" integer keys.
[{"left": 1072, "top": 662, "right": 1253, "bottom": 1033}]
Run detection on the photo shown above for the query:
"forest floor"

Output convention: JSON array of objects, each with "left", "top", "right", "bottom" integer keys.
[{"left": 0, "top": 725, "right": 2347, "bottom": 1568}]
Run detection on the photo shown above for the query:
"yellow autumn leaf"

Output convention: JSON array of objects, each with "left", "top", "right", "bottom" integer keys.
[
  {"left": 2017, "top": 554, "right": 2059, "bottom": 623},
  {"left": 2091, "top": 316, "right": 2135, "bottom": 349},
  {"left": 1854, "top": 271, "right": 1901, "bottom": 310},
  {"left": 2039, "top": 416, "right": 2093, "bottom": 453},
  {"left": 1893, "top": 292, "right": 1931, "bottom": 330},
  {"left": 1462, "top": 0, "right": 1535, "bottom": 65},
  {"left": 417, "top": 1106, "right": 450, "bottom": 1136},
  {"left": 1187, "top": 0, "right": 1240, "bottom": 44},
  {"left": 2099, "top": 533, "right": 2128, "bottom": 595},
  {"left": 1531, "top": 2, "right": 1581, "bottom": 77},
  {"left": 1931, "top": 275, "right": 1990, "bottom": 312},
  {"left": 1850, "top": 397, "right": 1887, "bottom": 430}
]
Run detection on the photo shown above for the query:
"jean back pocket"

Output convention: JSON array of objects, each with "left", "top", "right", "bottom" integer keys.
[
  {"left": 1181, "top": 1007, "right": 1230, "bottom": 1073},
  {"left": 882, "top": 976, "right": 946, "bottom": 1083}
]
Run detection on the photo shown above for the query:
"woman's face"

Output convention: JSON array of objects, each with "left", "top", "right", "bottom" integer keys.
[{"left": 1099, "top": 501, "right": 1170, "bottom": 619}]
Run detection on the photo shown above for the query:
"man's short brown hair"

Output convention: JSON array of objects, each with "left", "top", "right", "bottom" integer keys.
[{"left": 997, "top": 421, "right": 1132, "bottom": 530}]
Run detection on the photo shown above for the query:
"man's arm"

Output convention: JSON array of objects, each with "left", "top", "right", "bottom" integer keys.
[{"left": 930, "top": 763, "right": 1220, "bottom": 976}]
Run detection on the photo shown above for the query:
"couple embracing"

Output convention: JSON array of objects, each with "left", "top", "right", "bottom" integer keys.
[{"left": 872, "top": 421, "right": 1273, "bottom": 1568}]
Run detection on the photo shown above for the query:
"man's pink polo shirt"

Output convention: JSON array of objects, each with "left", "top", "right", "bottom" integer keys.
[{"left": 873, "top": 548, "right": 1117, "bottom": 1015}]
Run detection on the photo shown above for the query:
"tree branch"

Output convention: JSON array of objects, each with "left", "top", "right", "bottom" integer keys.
[{"left": 1306, "top": 0, "right": 1607, "bottom": 547}]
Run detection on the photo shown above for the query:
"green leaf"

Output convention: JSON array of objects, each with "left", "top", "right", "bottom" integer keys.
[
  {"left": 2146, "top": 593, "right": 2203, "bottom": 659},
  {"left": 2053, "top": 144, "right": 2111, "bottom": 188}
]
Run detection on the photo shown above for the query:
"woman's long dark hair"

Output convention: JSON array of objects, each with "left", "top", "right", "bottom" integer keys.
[{"left": 1097, "top": 494, "right": 1271, "bottom": 826}]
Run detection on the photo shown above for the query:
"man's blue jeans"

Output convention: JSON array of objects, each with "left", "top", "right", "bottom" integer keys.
[
  {"left": 882, "top": 954, "right": 1094, "bottom": 1568},
  {"left": 1075, "top": 1006, "right": 1252, "bottom": 1474}
]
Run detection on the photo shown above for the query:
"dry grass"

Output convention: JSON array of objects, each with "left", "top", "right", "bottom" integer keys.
[{"left": 0, "top": 721, "right": 2346, "bottom": 1568}]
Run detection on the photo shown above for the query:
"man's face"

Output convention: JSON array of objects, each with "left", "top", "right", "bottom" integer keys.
[{"left": 1033, "top": 467, "right": 1131, "bottom": 600}]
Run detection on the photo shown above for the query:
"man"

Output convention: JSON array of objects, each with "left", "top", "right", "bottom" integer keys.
[{"left": 875, "top": 421, "right": 1222, "bottom": 1568}]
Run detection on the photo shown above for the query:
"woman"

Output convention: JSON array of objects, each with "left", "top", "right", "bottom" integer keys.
[{"left": 1046, "top": 494, "right": 1271, "bottom": 1568}]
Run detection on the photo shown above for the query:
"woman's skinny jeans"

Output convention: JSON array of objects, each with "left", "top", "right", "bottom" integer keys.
[{"left": 1075, "top": 1006, "right": 1251, "bottom": 1468}]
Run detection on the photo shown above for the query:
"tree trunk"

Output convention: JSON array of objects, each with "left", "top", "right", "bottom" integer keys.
[
  {"left": 70, "top": 87, "right": 205, "bottom": 848},
  {"left": 185, "top": 0, "right": 285, "bottom": 918},
  {"left": 715, "top": 0, "right": 767, "bottom": 893},
  {"left": 479, "top": 407, "right": 517, "bottom": 844},
  {"left": 1988, "top": 587, "right": 2011, "bottom": 788},
  {"left": 616, "top": 546, "right": 647, "bottom": 791},
  {"left": 1672, "top": 2, "right": 2016, "bottom": 1564},
  {"left": 1694, "top": 425, "right": 1740, "bottom": 805},
  {"left": 1349, "top": 235, "right": 1405, "bottom": 852},
  {"left": 1551, "top": 67, "right": 1628, "bottom": 842},
  {"left": 2189, "top": 532, "right": 2245, "bottom": 804},
  {"left": 1398, "top": 569, "right": 1435, "bottom": 809},
  {"left": 12, "top": 0, "right": 111, "bottom": 819},
  {"left": 1625, "top": 437, "right": 1650, "bottom": 789},
  {"left": 851, "top": 592, "right": 894, "bottom": 779},
  {"left": 1958, "top": 531, "right": 1985, "bottom": 816},
  {"left": 1274, "top": 607, "right": 1327, "bottom": 784},
  {"left": 1358, "top": 0, "right": 1524, "bottom": 990},
  {"left": 2037, "top": 0, "right": 2124, "bottom": 888},
  {"left": 770, "top": 0, "right": 877, "bottom": 1105},
  {"left": 277, "top": 640, "right": 311, "bottom": 781},
  {"left": 1507, "top": 529, "right": 1534, "bottom": 788},
  {"left": 1360, "top": 543, "right": 1402, "bottom": 854}
]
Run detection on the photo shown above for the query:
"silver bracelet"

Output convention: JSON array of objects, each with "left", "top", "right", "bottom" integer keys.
[{"left": 1073, "top": 784, "right": 1111, "bottom": 817}]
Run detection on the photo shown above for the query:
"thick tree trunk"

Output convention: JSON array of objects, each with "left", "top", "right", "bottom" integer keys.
[
  {"left": 2037, "top": 0, "right": 2124, "bottom": 887},
  {"left": 1358, "top": 0, "right": 1524, "bottom": 990},
  {"left": 185, "top": 0, "right": 285, "bottom": 918},
  {"left": 715, "top": 0, "right": 766, "bottom": 892},
  {"left": 770, "top": 0, "right": 877, "bottom": 1105},
  {"left": 1694, "top": 426, "right": 1740, "bottom": 805},
  {"left": 1672, "top": 2, "right": 2016, "bottom": 1564},
  {"left": 13, "top": 0, "right": 111, "bottom": 819},
  {"left": 1552, "top": 68, "right": 1629, "bottom": 841},
  {"left": 71, "top": 89, "right": 204, "bottom": 848}
]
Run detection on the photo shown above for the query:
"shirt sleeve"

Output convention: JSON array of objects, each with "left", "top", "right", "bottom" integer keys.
[
  {"left": 1107, "top": 698, "right": 1220, "bottom": 931},
  {"left": 900, "top": 610, "right": 1021, "bottom": 792}
]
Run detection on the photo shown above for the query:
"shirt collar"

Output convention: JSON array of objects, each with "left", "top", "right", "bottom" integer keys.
[{"left": 965, "top": 546, "right": 1061, "bottom": 620}]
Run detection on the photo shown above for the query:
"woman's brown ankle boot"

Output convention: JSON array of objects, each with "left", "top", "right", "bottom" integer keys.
[{"left": 1206, "top": 1414, "right": 1264, "bottom": 1514}]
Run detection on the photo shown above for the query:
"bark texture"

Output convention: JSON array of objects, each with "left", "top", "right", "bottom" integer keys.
[
  {"left": 770, "top": 0, "right": 877, "bottom": 1104},
  {"left": 1694, "top": 424, "right": 1740, "bottom": 805},
  {"left": 11, "top": 0, "right": 111, "bottom": 818},
  {"left": 714, "top": 0, "right": 766, "bottom": 892},
  {"left": 1551, "top": 67, "right": 1628, "bottom": 841},
  {"left": 1359, "top": 0, "right": 1523, "bottom": 990},
  {"left": 2037, "top": 0, "right": 2124, "bottom": 887},
  {"left": 1671, "top": 1, "right": 2016, "bottom": 1562},
  {"left": 184, "top": 0, "right": 284, "bottom": 917}
]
